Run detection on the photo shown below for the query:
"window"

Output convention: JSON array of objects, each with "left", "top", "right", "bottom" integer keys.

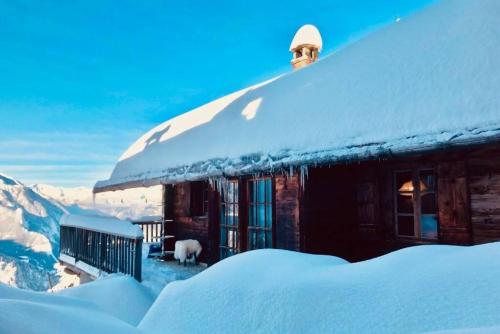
[
  {"left": 220, "top": 180, "right": 239, "bottom": 259},
  {"left": 395, "top": 169, "right": 438, "bottom": 240},
  {"left": 248, "top": 178, "right": 273, "bottom": 250},
  {"left": 190, "top": 181, "right": 209, "bottom": 217}
]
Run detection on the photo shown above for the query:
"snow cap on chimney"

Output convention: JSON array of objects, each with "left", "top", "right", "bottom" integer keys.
[{"left": 290, "top": 24, "right": 323, "bottom": 69}]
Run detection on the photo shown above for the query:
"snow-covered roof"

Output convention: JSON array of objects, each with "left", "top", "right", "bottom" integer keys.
[
  {"left": 95, "top": 0, "right": 500, "bottom": 193},
  {"left": 289, "top": 24, "right": 323, "bottom": 51},
  {"left": 60, "top": 214, "right": 143, "bottom": 238}
]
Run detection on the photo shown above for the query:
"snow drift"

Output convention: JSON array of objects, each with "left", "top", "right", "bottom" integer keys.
[
  {"left": 96, "top": 0, "right": 500, "bottom": 191},
  {"left": 140, "top": 244, "right": 500, "bottom": 333},
  {"left": 57, "top": 275, "right": 154, "bottom": 326},
  {"left": 0, "top": 276, "right": 150, "bottom": 334}
]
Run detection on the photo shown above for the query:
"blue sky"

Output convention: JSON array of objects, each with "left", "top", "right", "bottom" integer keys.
[{"left": 0, "top": 0, "right": 436, "bottom": 187}]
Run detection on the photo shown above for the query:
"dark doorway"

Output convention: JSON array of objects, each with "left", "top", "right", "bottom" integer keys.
[{"left": 303, "top": 166, "right": 359, "bottom": 261}]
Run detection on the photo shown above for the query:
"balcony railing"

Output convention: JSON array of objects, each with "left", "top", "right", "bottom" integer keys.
[{"left": 59, "top": 215, "right": 143, "bottom": 281}]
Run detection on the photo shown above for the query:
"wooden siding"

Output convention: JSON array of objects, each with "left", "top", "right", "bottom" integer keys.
[
  {"left": 172, "top": 182, "right": 211, "bottom": 262},
  {"left": 274, "top": 174, "right": 301, "bottom": 251},
  {"left": 469, "top": 154, "right": 500, "bottom": 243},
  {"left": 437, "top": 161, "right": 472, "bottom": 244}
]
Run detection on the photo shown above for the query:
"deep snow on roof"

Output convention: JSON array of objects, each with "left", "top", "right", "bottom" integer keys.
[{"left": 96, "top": 0, "right": 500, "bottom": 192}]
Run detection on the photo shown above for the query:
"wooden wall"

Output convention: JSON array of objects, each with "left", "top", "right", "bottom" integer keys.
[
  {"left": 172, "top": 182, "right": 211, "bottom": 262},
  {"left": 165, "top": 143, "right": 500, "bottom": 265},
  {"left": 469, "top": 153, "right": 500, "bottom": 244},
  {"left": 437, "top": 161, "right": 472, "bottom": 244},
  {"left": 274, "top": 175, "right": 301, "bottom": 251}
]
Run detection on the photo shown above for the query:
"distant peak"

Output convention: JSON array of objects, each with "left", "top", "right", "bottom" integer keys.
[{"left": 0, "top": 173, "right": 23, "bottom": 186}]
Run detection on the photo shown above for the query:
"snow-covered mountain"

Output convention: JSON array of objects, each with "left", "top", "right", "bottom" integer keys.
[
  {"left": 0, "top": 173, "right": 162, "bottom": 291},
  {"left": 32, "top": 183, "right": 162, "bottom": 221},
  {"left": 0, "top": 173, "right": 64, "bottom": 290}
]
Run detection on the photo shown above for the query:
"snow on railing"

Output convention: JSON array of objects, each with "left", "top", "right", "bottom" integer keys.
[{"left": 59, "top": 214, "right": 143, "bottom": 281}]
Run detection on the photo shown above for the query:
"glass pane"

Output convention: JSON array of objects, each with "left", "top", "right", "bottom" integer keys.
[
  {"left": 258, "top": 180, "right": 266, "bottom": 203},
  {"left": 252, "top": 181, "right": 257, "bottom": 204},
  {"left": 248, "top": 231, "right": 256, "bottom": 250},
  {"left": 396, "top": 171, "right": 413, "bottom": 192},
  {"left": 397, "top": 194, "right": 414, "bottom": 214},
  {"left": 220, "top": 227, "right": 227, "bottom": 247},
  {"left": 421, "top": 215, "right": 438, "bottom": 239},
  {"left": 266, "top": 204, "right": 273, "bottom": 228},
  {"left": 233, "top": 204, "right": 239, "bottom": 226},
  {"left": 421, "top": 193, "right": 436, "bottom": 214},
  {"left": 258, "top": 205, "right": 265, "bottom": 227},
  {"left": 258, "top": 230, "right": 266, "bottom": 249},
  {"left": 228, "top": 229, "right": 237, "bottom": 249},
  {"left": 227, "top": 182, "right": 232, "bottom": 202},
  {"left": 266, "top": 179, "right": 272, "bottom": 203},
  {"left": 419, "top": 170, "right": 435, "bottom": 191},
  {"left": 266, "top": 231, "right": 272, "bottom": 248},
  {"left": 248, "top": 205, "right": 254, "bottom": 226},
  {"left": 233, "top": 182, "right": 239, "bottom": 203},
  {"left": 397, "top": 215, "right": 415, "bottom": 236}
]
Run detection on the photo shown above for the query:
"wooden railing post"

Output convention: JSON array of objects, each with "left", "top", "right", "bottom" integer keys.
[{"left": 133, "top": 237, "right": 143, "bottom": 281}]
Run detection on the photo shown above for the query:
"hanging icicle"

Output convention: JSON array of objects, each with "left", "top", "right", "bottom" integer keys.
[{"left": 299, "top": 165, "right": 309, "bottom": 191}]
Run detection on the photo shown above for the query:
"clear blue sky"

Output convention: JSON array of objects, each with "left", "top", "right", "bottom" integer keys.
[{"left": 0, "top": 0, "right": 436, "bottom": 187}]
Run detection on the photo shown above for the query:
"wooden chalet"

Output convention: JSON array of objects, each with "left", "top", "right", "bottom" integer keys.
[{"left": 64, "top": 0, "right": 500, "bottom": 275}]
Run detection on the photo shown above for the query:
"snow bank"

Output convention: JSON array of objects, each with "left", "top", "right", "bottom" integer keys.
[
  {"left": 57, "top": 275, "right": 154, "bottom": 326},
  {"left": 0, "top": 283, "right": 140, "bottom": 334},
  {"left": 96, "top": 0, "right": 500, "bottom": 191},
  {"left": 140, "top": 244, "right": 500, "bottom": 333},
  {"left": 60, "top": 214, "right": 143, "bottom": 238}
]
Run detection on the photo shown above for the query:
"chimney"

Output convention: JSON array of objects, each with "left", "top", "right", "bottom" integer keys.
[{"left": 290, "top": 24, "right": 323, "bottom": 69}]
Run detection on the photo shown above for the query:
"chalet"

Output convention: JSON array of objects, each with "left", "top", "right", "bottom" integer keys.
[{"left": 61, "top": 0, "right": 500, "bottom": 277}]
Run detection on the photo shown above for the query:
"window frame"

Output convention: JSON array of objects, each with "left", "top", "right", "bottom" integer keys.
[
  {"left": 247, "top": 177, "right": 274, "bottom": 250},
  {"left": 394, "top": 168, "right": 438, "bottom": 240},
  {"left": 219, "top": 179, "right": 240, "bottom": 259}
]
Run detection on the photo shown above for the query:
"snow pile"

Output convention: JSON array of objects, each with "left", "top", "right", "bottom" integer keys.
[
  {"left": 0, "top": 277, "right": 145, "bottom": 334},
  {"left": 96, "top": 0, "right": 500, "bottom": 191},
  {"left": 0, "top": 173, "right": 66, "bottom": 290},
  {"left": 140, "top": 244, "right": 500, "bottom": 333},
  {"left": 57, "top": 275, "right": 154, "bottom": 326},
  {"left": 32, "top": 183, "right": 162, "bottom": 221}
]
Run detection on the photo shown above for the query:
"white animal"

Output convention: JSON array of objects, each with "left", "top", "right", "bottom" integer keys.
[{"left": 174, "top": 239, "right": 202, "bottom": 266}]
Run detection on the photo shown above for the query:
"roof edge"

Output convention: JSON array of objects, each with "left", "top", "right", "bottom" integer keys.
[{"left": 93, "top": 131, "right": 500, "bottom": 193}]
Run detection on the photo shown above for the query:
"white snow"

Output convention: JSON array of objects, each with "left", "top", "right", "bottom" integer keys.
[
  {"left": 0, "top": 277, "right": 145, "bottom": 334},
  {"left": 289, "top": 24, "right": 323, "bottom": 51},
  {"left": 57, "top": 275, "right": 155, "bottom": 326},
  {"left": 4, "top": 243, "right": 500, "bottom": 332},
  {"left": 60, "top": 214, "right": 143, "bottom": 238},
  {"left": 140, "top": 243, "right": 500, "bottom": 333},
  {"left": 141, "top": 245, "right": 204, "bottom": 296},
  {"left": 95, "top": 0, "right": 500, "bottom": 192}
]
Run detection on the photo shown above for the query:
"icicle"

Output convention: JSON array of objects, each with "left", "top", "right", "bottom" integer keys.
[{"left": 299, "top": 165, "right": 309, "bottom": 191}]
